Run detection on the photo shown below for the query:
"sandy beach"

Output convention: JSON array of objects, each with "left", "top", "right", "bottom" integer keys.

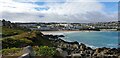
[
  {"left": 41, "top": 30, "right": 119, "bottom": 36},
  {"left": 41, "top": 30, "right": 100, "bottom": 35}
]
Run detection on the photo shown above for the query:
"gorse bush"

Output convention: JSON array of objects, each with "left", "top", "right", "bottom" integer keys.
[
  {"left": 2, "top": 27, "right": 24, "bottom": 37},
  {"left": 33, "top": 46, "right": 56, "bottom": 56},
  {"left": 1, "top": 46, "right": 57, "bottom": 56},
  {"left": 1, "top": 48, "right": 23, "bottom": 56},
  {"left": 2, "top": 31, "right": 53, "bottom": 49},
  {"left": 2, "top": 37, "right": 33, "bottom": 48}
]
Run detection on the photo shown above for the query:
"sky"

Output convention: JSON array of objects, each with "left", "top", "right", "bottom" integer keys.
[{"left": 0, "top": 0, "right": 119, "bottom": 23}]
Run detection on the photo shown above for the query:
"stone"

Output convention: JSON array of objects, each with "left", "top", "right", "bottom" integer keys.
[
  {"left": 56, "top": 48, "right": 68, "bottom": 58},
  {"left": 22, "top": 46, "right": 35, "bottom": 57}
]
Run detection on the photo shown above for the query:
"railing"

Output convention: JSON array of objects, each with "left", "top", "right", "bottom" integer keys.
[{"left": 18, "top": 53, "right": 30, "bottom": 58}]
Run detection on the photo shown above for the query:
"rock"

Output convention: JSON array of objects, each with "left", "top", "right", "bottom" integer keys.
[
  {"left": 58, "top": 35, "right": 65, "bottom": 37},
  {"left": 118, "top": 55, "right": 120, "bottom": 58},
  {"left": 94, "top": 48, "right": 102, "bottom": 54},
  {"left": 86, "top": 47, "right": 92, "bottom": 50},
  {"left": 72, "top": 44, "right": 79, "bottom": 49},
  {"left": 79, "top": 43, "right": 86, "bottom": 51},
  {"left": 22, "top": 46, "right": 35, "bottom": 56},
  {"left": 71, "top": 53, "right": 81, "bottom": 58},
  {"left": 56, "top": 48, "right": 68, "bottom": 58}
]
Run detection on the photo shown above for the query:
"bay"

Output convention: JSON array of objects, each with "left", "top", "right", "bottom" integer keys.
[{"left": 42, "top": 31, "right": 119, "bottom": 48}]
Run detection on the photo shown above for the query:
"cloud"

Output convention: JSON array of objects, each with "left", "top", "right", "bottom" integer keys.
[
  {"left": 40, "top": 1, "right": 103, "bottom": 15},
  {"left": 13, "top": 0, "right": 119, "bottom": 2},
  {"left": 0, "top": 0, "right": 40, "bottom": 13},
  {"left": 1, "top": 11, "right": 45, "bottom": 22},
  {"left": 0, "top": 0, "right": 118, "bottom": 23}
]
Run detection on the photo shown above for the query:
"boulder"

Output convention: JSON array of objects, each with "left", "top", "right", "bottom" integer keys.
[
  {"left": 56, "top": 48, "right": 68, "bottom": 58},
  {"left": 79, "top": 43, "right": 86, "bottom": 51},
  {"left": 22, "top": 46, "right": 35, "bottom": 56}
]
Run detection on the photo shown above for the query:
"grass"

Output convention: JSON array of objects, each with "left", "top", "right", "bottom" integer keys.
[
  {"left": 1, "top": 46, "right": 57, "bottom": 57},
  {"left": 1, "top": 27, "right": 56, "bottom": 57},
  {"left": 2, "top": 27, "right": 24, "bottom": 37},
  {"left": 2, "top": 37, "right": 33, "bottom": 49},
  {"left": 33, "top": 46, "right": 56, "bottom": 56},
  {"left": 0, "top": 26, "right": 2, "bottom": 33},
  {"left": 2, "top": 30, "right": 54, "bottom": 49},
  {"left": 1, "top": 48, "right": 23, "bottom": 56}
]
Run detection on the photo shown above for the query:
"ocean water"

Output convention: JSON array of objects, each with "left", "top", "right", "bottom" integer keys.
[
  {"left": 42, "top": 31, "right": 119, "bottom": 48},
  {"left": 63, "top": 31, "right": 119, "bottom": 48}
]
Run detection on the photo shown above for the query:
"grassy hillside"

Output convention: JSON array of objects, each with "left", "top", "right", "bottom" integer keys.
[
  {"left": 1, "top": 30, "right": 56, "bottom": 56},
  {"left": 2, "top": 27, "right": 54, "bottom": 49},
  {"left": 2, "top": 27, "right": 25, "bottom": 37},
  {"left": 1, "top": 21, "right": 55, "bottom": 57}
]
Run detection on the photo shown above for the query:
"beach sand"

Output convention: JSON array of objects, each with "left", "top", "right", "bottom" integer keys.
[{"left": 41, "top": 30, "right": 98, "bottom": 35}]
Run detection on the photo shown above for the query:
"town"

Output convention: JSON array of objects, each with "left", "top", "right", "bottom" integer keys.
[{"left": 14, "top": 21, "right": 119, "bottom": 31}]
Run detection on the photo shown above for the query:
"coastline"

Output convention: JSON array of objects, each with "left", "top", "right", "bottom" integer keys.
[
  {"left": 41, "top": 31, "right": 120, "bottom": 58},
  {"left": 41, "top": 30, "right": 119, "bottom": 35},
  {"left": 41, "top": 31, "right": 118, "bottom": 49},
  {"left": 41, "top": 31, "right": 82, "bottom": 35}
]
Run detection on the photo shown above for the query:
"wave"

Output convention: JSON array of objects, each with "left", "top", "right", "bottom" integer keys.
[{"left": 60, "top": 37, "right": 98, "bottom": 49}]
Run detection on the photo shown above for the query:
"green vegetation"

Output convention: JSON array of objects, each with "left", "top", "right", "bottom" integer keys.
[
  {"left": 1, "top": 20, "right": 55, "bottom": 56},
  {"left": 2, "top": 27, "right": 24, "bottom": 37},
  {"left": 2, "top": 30, "right": 53, "bottom": 49},
  {"left": 0, "top": 26, "right": 2, "bottom": 33},
  {"left": 1, "top": 46, "right": 56, "bottom": 57},
  {"left": 1, "top": 48, "right": 23, "bottom": 56},
  {"left": 12, "top": 31, "right": 53, "bottom": 46},
  {"left": 2, "top": 37, "right": 33, "bottom": 48},
  {"left": 33, "top": 46, "right": 56, "bottom": 56}
]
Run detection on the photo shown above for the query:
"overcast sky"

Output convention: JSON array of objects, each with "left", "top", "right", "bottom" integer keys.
[{"left": 0, "top": 0, "right": 119, "bottom": 23}]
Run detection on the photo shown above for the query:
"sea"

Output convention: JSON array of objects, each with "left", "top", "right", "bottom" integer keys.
[{"left": 42, "top": 31, "right": 119, "bottom": 48}]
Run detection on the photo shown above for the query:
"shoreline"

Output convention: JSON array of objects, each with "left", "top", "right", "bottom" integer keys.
[
  {"left": 41, "top": 30, "right": 119, "bottom": 35},
  {"left": 41, "top": 30, "right": 81, "bottom": 35},
  {"left": 41, "top": 31, "right": 118, "bottom": 49}
]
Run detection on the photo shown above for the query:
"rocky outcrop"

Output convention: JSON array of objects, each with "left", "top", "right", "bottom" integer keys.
[{"left": 50, "top": 37, "right": 120, "bottom": 58}]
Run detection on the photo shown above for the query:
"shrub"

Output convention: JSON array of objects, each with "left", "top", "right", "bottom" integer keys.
[
  {"left": 1, "top": 48, "right": 23, "bottom": 56},
  {"left": 2, "top": 38, "right": 33, "bottom": 48},
  {"left": 33, "top": 46, "right": 56, "bottom": 56},
  {"left": 2, "top": 27, "right": 24, "bottom": 37}
]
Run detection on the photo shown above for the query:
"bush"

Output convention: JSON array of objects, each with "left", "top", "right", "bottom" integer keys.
[
  {"left": 14, "top": 31, "right": 53, "bottom": 47},
  {"left": 33, "top": 46, "right": 56, "bottom": 56},
  {"left": 2, "top": 37, "right": 33, "bottom": 48},
  {"left": 1, "top": 48, "right": 23, "bottom": 56},
  {"left": 2, "top": 27, "right": 24, "bottom": 37}
]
